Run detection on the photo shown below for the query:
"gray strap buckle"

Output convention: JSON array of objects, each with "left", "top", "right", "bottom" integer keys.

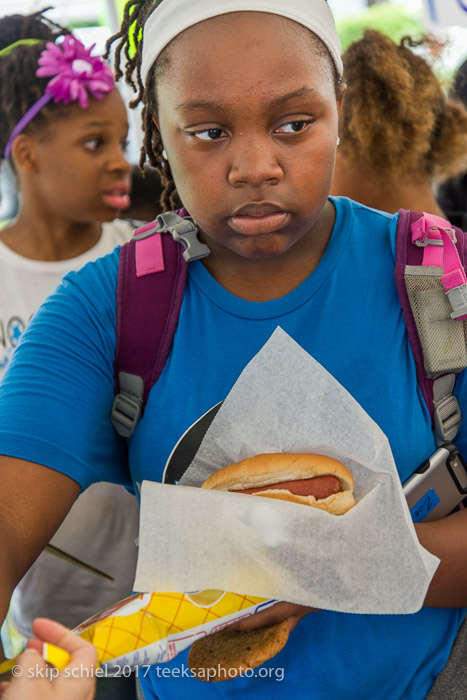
[
  {"left": 111, "top": 373, "right": 144, "bottom": 438},
  {"left": 433, "top": 376, "right": 462, "bottom": 444},
  {"left": 446, "top": 284, "right": 467, "bottom": 320},
  {"left": 158, "top": 212, "right": 210, "bottom": 262},
  {"left": 134, "top": 212, "right": 210, "bottom": 262},
  {"left": 415, "top": 226, "right": 457, "bottom": 247}
]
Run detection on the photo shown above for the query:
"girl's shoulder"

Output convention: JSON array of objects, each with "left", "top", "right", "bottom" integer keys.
[
  {"left": 331, "top": 195, "right": 395, "bottom": 227},
  {"left": 331, "top": 195, "right": 399, "bottom": 255}
]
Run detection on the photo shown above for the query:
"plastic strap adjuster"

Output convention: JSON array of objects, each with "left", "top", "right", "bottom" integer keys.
[
  {"left": 132, "top": 212, "right": 210, "bottom": 263},
  {"left": 157, "top": 212, "right": 210, "bottom": 262},
  {"left": 111, "top": 373, "right": 144, "bottom": 438},
  {"left": 446, "top": 284, "right": 467, "bottom": 320},
  {"left": 433, "top": 393, "right": 462, "bottom": 444},
  {"left": 415, "top": 226, "right": 457, "bottom": 247}
]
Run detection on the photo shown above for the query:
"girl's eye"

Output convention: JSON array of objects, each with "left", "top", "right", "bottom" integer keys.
[
  {"left": 275, "top": 120, "right": 313, "bottom": 134},
  {"left": 190, "top": 128, "right": 226, "bottom": 142},
  {"left": 83, "top": 137, "right": 102, "bottom": 152}
]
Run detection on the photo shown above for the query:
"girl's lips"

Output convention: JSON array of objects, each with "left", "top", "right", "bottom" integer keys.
[
  {"left": 103, "top": 189, "right": 131, "bottom": 211},
  {"left": 229, "top": 211, "right": 289, "bottom": 235}
]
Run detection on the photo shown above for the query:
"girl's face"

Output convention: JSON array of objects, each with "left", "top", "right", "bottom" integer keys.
[
  {"left": 27, "top": 89, "right": 131, "bottom": 223},
  {"left": 155, "top": 12, "right": 342, "bottom": 262}
]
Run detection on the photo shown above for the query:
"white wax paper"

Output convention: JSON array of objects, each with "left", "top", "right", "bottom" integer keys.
[{"left": 134, "top": 328, "right": 439, "bottom": 614}]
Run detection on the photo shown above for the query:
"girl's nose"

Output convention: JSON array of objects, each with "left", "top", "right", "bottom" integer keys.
[
  {"left": 109, "top": 144, "right": 131, "bottom": 174},
  {"left": 228, "top": 138, "right": 284, "bottom": 188}
]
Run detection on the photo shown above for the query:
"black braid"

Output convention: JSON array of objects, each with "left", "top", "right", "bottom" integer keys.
[
  {"left": 0, "top": 9, "right": 70, "bottom": 163},
  {"left": 107, "top": 0, "right": 181, "bottom": 211}
]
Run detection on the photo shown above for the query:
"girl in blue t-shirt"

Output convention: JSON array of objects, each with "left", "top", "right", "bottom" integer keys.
[{"left": 0, "top": 1, "right": 467, "bottom": 699}]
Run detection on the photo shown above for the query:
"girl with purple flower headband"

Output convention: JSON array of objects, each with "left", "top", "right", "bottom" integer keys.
[
  {"left": 0, "top": 10, "right": 138, "bottom": 700},
  {"left": 3, "top": 34, "right": 115, "bottom": 160}
]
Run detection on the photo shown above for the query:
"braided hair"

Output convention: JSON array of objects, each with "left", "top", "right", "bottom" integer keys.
[
  {"left": 108, "top": 0, "right": 180, "bottom": 211},
  {"left": 0, "top": 9, "right": 70, "bottom": 164}
]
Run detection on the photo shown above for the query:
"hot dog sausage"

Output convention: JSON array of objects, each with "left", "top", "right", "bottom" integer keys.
[{"left": 238, "top": 474, "right": 341, "bottom": 499}]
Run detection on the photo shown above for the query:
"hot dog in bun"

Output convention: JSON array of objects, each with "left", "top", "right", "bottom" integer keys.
[
  {"left": 188, "top": 453, "right": 355, "bottom": 680},
  {"left": 201, "top": 452, "right": 355, "bottom": 515}
]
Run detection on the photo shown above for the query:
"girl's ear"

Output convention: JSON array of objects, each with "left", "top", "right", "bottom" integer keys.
[
  {"left": 10, "top": 134, "right": 40, "bottom": 174},
  {"left": 337, "top": 83, "right": 347, "bottom": 116},
  {"left": 152, "top": 113, "right": 161, "bottom": 131}
]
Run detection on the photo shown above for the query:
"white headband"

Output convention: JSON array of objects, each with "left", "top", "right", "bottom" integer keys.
[{"left": 140, "top": 0, "right": 343, "bottom": 85}]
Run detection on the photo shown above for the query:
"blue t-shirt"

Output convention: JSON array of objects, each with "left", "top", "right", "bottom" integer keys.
[{"left": 0, "top": 197, "right": 465, "bottom": 699}]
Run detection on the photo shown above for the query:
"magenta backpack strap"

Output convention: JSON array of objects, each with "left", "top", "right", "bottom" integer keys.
[
  {"left": 111, "top": 211, "right": 210, "bottom": 438},
  {"left": 395, "top": 209, "right": 467, "bottom": 444}
]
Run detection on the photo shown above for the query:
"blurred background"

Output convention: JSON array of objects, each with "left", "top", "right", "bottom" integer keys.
[{"left": 0, "top": 0, "right": 466, "bottom": 221}]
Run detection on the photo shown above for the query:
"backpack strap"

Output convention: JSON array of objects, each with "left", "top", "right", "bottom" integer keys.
[
  {"left": 111, "top": 211, "right": 210, "bottom": 438},
  {"left": 395, "top": 209, "right": 467, "bottom": 444}
]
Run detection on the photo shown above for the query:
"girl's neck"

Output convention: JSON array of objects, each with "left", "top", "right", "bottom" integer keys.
[
  {"left": 331, "top": 161, "right": 447, "bottom": 219},
  {"left": 0, "top": 208, "right": 102, "bottom": 262}
]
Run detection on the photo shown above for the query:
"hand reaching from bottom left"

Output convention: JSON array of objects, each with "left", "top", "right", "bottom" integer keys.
[{"left": 0, "top": 618, "right": 97, "bottom": 700}]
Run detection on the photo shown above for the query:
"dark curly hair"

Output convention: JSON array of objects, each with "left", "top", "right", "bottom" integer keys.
[
  {"left": 0, "top": 9, "right": 71, "bottom": 163},
  {"left": 338, "top": 30, "right": 467, "bottom": 185},
  {"left": 451, "top": 58, "right": 467, "bottom": 106},
  {"left": 108, "top": 0, "right": 343, "bottom": 212}
]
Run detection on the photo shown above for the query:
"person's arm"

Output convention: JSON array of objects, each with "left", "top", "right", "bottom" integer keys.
[
  {"left": 0, "top": 456, "right": 80, "bottom": 638},
  {"left": 415, "top": 508, "right": 467, "bottom": 607},
  {"left": 0, "top": 618, "right": 97, "bottom": 700}
]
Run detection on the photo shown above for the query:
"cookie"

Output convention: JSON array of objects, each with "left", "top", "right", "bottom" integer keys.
[{"left": 187, "top": 620, "right": 289, "bottom": 682}]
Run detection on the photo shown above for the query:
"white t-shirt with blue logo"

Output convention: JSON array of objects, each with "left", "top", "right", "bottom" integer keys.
[{"left": 0, "top": 218, "right": 133, "bottom": 376}]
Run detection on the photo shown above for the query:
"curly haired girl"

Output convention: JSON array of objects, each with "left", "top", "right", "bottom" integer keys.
[{"left": 331, "top": 29, "right": 467, "bottom": 215}]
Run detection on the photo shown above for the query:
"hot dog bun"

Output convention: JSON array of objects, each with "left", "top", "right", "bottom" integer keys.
[{"left": 202, "top": 453, "right": 355, "bottom": 516}]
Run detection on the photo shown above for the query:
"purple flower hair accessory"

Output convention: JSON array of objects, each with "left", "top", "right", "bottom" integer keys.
[
  {"left": 36, "top": 35, "right": 114, "bottom": 109},
  {"left": 4, "top": 34, "right": 115, "bottom": 160}
]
